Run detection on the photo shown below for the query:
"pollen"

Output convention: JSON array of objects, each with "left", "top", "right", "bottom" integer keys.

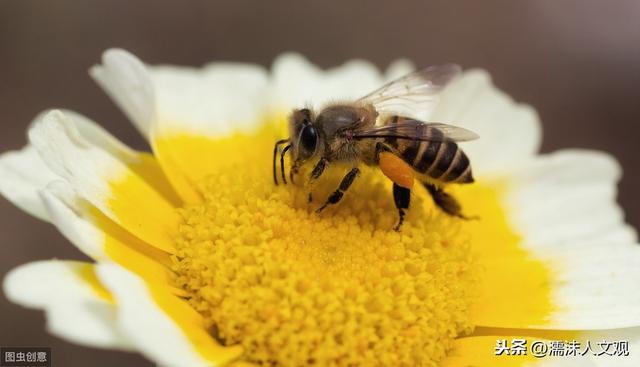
[{"left": 170, "top": 126, "right": 477, "bottom": 366}]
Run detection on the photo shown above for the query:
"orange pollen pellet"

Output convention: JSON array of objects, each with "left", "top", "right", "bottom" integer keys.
[{"left": 379, "top": 152, "right": 415, "bottom": 189}]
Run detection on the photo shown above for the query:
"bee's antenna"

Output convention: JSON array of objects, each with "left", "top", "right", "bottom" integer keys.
[
  {"left": 281, "top": 144, "right": 292, "bottom": 184},
  {"left": 273, "top": 139, "right": 289, "bottom": 185}
]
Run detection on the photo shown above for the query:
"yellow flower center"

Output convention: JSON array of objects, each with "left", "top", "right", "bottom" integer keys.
[{"left": 170, "top": 124, "right": 477, "bottom": 366}]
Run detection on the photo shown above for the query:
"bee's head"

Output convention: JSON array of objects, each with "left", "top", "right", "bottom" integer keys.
[{"left": 289, "top": 108, "right": 323, "bottom": 165}]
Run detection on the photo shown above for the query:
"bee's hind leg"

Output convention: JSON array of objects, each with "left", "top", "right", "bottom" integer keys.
[
  {"left": 393, "top": 183, "right": 411, "bottom": 231},
  {"left": 316, "top": 167, "right": 359, "bottom": 213},
  {"left": 422, "top": 182, "right": 476, "bottom": 220}
]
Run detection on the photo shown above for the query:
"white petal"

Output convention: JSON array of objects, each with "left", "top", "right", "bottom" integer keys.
[
  {"left": 39, "top": 180, "right": 105, "bottom": 259},
  {"left": 53, "top": 109, "right": 139, "bottom": 161},
  {"left": 504, "top": 150, "right": 640, "bottom": 329},
  {"left": 0, "top": 108, "right": 164, "bottom": 223},
  {"left": 46, "top": 302, "right": 126, "bottom": 350},
  {"left": 29, "top": 110, "right": 120, "bottom": 218},
  {"left": 384, "top": 58, "right": 416, "bottom": 80},
  {"left": 432, "top": 69, "right": 542, "bottom": 176},
  {"left": 28, "top": 110, "right": 179, "bottom": 253},
  {"left": 145, "top": 61, "right": 270, "bottom": 204},
  {"left": 3, "top": 260, "right": 132, "bottom": 350},
  {"left": 150, "top": 62, "right": 270, "bottom": 137},
  {"left": 270, "top": 53, "right": 324, "bottom": 110},
  {"left": 39, "top": 180, "right": 172, "bottom": 284},
  {"left": 545, "top": 242, "right": 640, "bottom": 329},
  {"left": 96, "top": 263, "right": 242, "bottom": 367},
  {"left": 271, "top": 52, "right": 383, "bottom": 111},
  {"left": 52, "top": 109, "right": 180, "bottom": 205},
  {"left": 0, "top": 144, "right": 58, "bottom": 221},
  {"left": 323, "top": 59, "right": 385, "bottom": 100},
  {"left": 90, "top": 48, "right": 154, "bottom": 139},
  {"left": 507, "top": 150, "right": 637, "bottom": 248}
]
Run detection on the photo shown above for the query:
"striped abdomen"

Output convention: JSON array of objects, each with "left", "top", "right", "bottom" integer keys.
[{"left": 383, "top": 116, "right": 474, "bottom": 184}]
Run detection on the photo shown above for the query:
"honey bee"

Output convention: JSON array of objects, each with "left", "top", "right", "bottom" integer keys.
[{"left": 273, "top": 64, "right": 478, "bottom": 230}]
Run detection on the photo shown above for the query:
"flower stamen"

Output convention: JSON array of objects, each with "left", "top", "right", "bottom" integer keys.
[{"left": 170, "top": 127, "right": 476, "bottom": 366}]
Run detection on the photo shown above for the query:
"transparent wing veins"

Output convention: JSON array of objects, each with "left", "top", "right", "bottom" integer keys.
[
  {"left": 353, "top": 120, "right": 479, "bottom": 143},
  {"left": 357, "top": 64, "right": 462, "bottom": 120}
]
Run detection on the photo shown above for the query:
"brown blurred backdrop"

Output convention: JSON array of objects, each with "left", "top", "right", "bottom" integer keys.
[{"left": 1, "top": 0, "right": 639, "bottom": 366}]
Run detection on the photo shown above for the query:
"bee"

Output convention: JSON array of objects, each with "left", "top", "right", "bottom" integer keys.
[{"left": 273, "top": 64, "right": 478, "bottom": 230}]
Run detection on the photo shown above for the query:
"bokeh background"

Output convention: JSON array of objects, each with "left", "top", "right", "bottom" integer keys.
[{"left": 1, "top": 0, "right": 639, "bottom": 365}]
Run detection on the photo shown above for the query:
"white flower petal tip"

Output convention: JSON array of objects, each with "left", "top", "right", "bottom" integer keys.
[
  {"left": 28, "top": 110, "right": 116, "bottom": 213},
  {"left": 270, "top": 52, "right": 321, "bottom": 108},
  {"left": 3, "top": 260, "right": 132, "bottom": 350},
  {"left": 0, "top": 144, "right": 58, "bottom": 221},
  {"left": 29, "top": 110, "right": 180, "bottom": 254},
  {"left": 89, "top": 48, "right": 154, "bottom": 138},
  {"left": 384, "top": 58, "right": 416, "bottom": 79},
  {"left": 0, "top": 107, "right": 156, "bottom": 223},
  {"left": 50, "top": 109, "right": 137, "bottom": 160},
  {"left": 150, "top": 59, "right": 269, "bottom": 136},
  {"left": 508, "top": 149, "right": 637, "bottom": 248},
  {"left": 271, "top": 52, "right": 384, "bottom": 110},
  {"left": 96, "top": 263, "right": 243, "bottom": 367},
  {"left": 272, "top": 52, "right": 321, "bottom": 77},
  {"left": 433, "top": 69, "right": 542, "bottom": 176}
]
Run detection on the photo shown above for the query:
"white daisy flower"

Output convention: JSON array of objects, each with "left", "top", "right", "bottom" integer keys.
[{"left": 1, "top": 48, "right": 638, "bottom": 367}]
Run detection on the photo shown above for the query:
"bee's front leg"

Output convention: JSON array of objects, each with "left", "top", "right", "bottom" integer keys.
[
  {"left": 316, "top": 167, "right": 360, "bottom": 213},
  {"left": 273, "top": 138, "right": 289, "bottom": 185},
  {"left": 307, "top": 157, "right": 328, "bottom": 203}
]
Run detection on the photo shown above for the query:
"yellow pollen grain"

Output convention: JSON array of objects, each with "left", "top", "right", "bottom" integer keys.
[{"left": 170, "top": 125, "right": 476, "bottom": 367}]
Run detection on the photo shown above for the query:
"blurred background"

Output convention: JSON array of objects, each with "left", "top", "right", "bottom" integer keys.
[{"left": 1, "top": 0, "right": 639, "bottom": 365}]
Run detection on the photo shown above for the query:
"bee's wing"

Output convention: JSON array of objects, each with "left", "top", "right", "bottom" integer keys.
[
  {"left": 353, "top": 120, "right": 479, "bottom": 142},
  {"left": 357, "top": 64, "right": 462, "bottom": 120}
]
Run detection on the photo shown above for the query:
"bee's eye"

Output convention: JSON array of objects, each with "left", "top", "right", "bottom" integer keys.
[{"left": 300, "top": 125, "right": 318, "bottom": 153}]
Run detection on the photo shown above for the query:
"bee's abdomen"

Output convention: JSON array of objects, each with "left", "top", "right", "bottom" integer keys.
[
  {"left": 427, "top": 142, "right": 473, "bottom": 183},
  {"left": 382, "top": 116, "right": 473, "bottom": 184},
  {"left": 384, "top": 128, "right": 473, "bottom": 185}
]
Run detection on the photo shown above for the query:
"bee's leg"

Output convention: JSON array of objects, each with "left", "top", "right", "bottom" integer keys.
[
  {"left": 280, "top": 144, "right": 292, "bottom": 184},
  {"left": 393, "top": 183, "right": 411, "bottom": 231},
  {"left": 374, "top": 141, "right": 393, "bottom": 161},
  {"left": 307, "top": 157, "right": 328, "bottom": 202},
  {"left": 316, "top": 167, "right": 360, "bottom": 213},
  {"left": 422, "top": 182, "right": 476, "bottom": 220},
  {"left": 273, "top": 138, "right": 289, "bottom": 185}
]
